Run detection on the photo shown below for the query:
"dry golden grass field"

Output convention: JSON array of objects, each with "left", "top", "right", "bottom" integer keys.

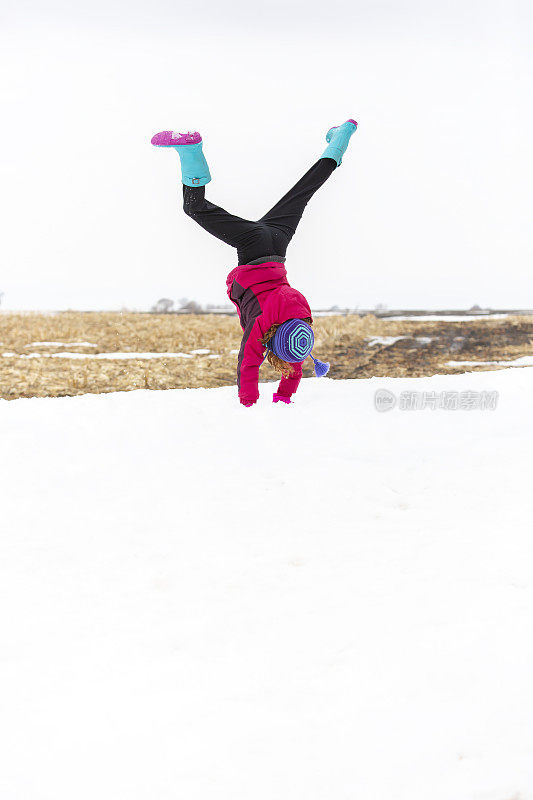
[{"left": 1, "top": 311, "right": 532, "bottom": 400}]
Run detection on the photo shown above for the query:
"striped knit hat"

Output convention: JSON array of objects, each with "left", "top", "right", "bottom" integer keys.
[{"left": 265, "top": 318, "right": 330, "bottom": 377}]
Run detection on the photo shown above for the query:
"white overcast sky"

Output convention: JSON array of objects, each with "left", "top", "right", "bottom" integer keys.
[{"left": 1, "top": 0, "right": 532, "bottom": 310}]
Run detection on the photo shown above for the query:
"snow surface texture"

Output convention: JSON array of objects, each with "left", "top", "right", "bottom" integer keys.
[
  {"left": 1, "top": 370, "right": 533, "bottom": 800},
  {"left": 448, "top": 356, "right": 533, "bottom": 368},
  {"left": 1, "top": 352, "right": 226, "bottom": 360},
  {"left": 366, "top": 335, "right": 435, "bottom": 347}
]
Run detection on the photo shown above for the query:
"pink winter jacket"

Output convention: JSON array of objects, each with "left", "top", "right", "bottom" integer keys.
[{"left": 226, "top": 261, "right": 312, "bottom": 406}]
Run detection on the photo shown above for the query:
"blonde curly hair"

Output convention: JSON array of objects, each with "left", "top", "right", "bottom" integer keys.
[{"left": 260, "top": 317, "right": 313, "bottom": 378}]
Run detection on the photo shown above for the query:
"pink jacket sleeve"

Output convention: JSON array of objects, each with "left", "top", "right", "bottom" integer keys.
[
  {"left": 276, "top": 363, "right": 303, "bottom": 398},
  {"left": 238, "top": 322, "right": 265, "bottom": 406}
]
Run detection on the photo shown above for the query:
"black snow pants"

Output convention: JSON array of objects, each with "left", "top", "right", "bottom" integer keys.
[{"left": 182, "top": 157, "right": 337, "bottom": 266}]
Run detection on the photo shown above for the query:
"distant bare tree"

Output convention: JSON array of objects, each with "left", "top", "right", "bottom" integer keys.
[
  {"left": 151, "top": 298, "right": 174, "bottom": 313},
  {"left": 179, "top": 300, "right": 203, "bottom": 313},
  {"left": 0, "top": 291, "right": 4, "bottom": 307}
]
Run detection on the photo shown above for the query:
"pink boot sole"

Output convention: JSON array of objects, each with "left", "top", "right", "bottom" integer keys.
[
  {"left": 328, "top": 119, "right": 358, "bottom": 133},
  {"left": 151, "top": 130, "right": 202, "bottom": 147}
]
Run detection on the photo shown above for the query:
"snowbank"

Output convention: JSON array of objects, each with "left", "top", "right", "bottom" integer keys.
[
  {"left": 2, "top": 351, "right": 195, "bottom": 360},
  {"left": 1, "top": 369, "right": 532, "bottom": 800},
  {"left": 448, "top": 356, "right": 533, "bottom": 368}
]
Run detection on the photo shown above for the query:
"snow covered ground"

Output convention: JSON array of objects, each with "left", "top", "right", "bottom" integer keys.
[
  {"left": 2, "top": 351, "right": 196, "bottom": 360},
  {"left": 1, "top": 369, "right": 532, "bottom": 800},
  {"left": 448, "top": 356, "right": 533, "bottom": 368},
  {"left": 366, "top": 335, "right": 435, "bottom": 347}
]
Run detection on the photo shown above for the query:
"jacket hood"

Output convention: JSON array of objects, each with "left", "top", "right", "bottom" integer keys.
[{"left": 261, "top": 284, "right": 313, "bottom": 329}]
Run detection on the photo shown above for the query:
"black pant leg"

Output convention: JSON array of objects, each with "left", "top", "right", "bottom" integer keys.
[
  {"left": 183, "top": 186, "right": 275, "bottom": 265},
  {"left": 183, "top": 185, "right": 257, "bottom": 247},
  {"left": 259, "top": 158, "right": 337, "bottom": 246}
]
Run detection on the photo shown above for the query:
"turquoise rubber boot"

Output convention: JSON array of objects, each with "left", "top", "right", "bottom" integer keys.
[
  {"left": 321, "top": 119, "right": 357, "bottom": 166},
  {"left": 174, "top": 141, "right": 211, "bottom": 187},
  {"left": 151, "top": 131, "right": 211, "bottom": 186}
]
